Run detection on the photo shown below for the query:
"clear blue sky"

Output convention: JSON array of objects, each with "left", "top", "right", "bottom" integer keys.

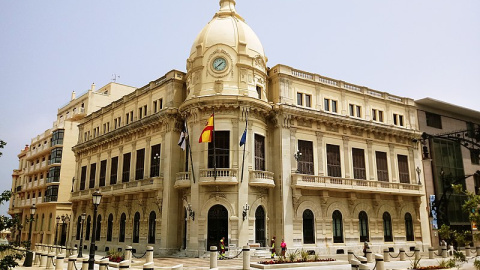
[{"left": 0, "top": 0, "right": 479, "bottom": 215}]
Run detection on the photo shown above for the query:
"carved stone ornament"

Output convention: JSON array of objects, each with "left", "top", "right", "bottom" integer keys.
[{"left": 254, "top": 55, "right": 265, "bottom": 69}]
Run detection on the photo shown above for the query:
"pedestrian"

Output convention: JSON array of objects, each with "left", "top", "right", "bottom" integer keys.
[
  {"left": 270, "top": 236, "right": 276, "bottom": 258},
  {"left": 281, "top": 239, "right": 287, "bottom": 257},
  {"left": 219, "top": 237, "right": 226, "bottom": 259}
]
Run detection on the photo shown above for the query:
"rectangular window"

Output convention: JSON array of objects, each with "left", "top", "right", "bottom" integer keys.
[
  {"left": 135, "top": 148, "right": 145, "bottom": 180},
  {"left": 352, "top": 148, "right": 366, "bottom": 180},
  {"left": 324, "top": 98, "right": 330, "bottom": 111},
  {"left": 159, "top": 98, "right": 163, "bottom": 109},
  {"left": 256, "top": 86, "right": 262, "bottom": 99},
  {"left": 150, "top": 144, "right": 161, "bottom": 177},
  {"left": 399, "top": 115, "right": 404, "bottom": 126},
  {"left": 122, "top": 153, "right": 131, "bottom": 182},
  {"left": 393, "top": 114, "right": 398, "bottom": 125},
  {"left": 332, "top": 100, "right": 338, "bottom": 113},
  {"left": 372, "top": 109, "right": 377, "bottom": 121},
  {"left": 118, "top": 117, "right": 121, "bottom": 127},
  {"left": 349, "top": 104, "right": 354, "bottom": 116},
  {"left": 107, "top": 122, "right": 110, "bottom": 132},
  {"left": 99, "top": 160, "right": 107, "bottom": 187},
  {"left": 208, "top": 131, "right": 230, "bottom": 168},
  {"left": 397, "top": 155, "right": 410, "bottom": 183},
  {"left": 47, "top": 167, "right": 61, "bottom": 183},
  {"left": 356, "top": 106, "right": 361, "bottom": 117},
  {"left": 471, "top": 149, "right": 480, "bottom": 165},
  {"left": 144, "top": 105, "right": 147, "bottom": 116},
  {"left": 327, "top": 144, "right": 341, "bottom": 177},
  {"left": 254, "top": 134, "right": 265, "bottom": 171},
  {"left": 474, "top": 174, "right": 480, "bottom": 195},
  {"left": 305, "top": 94, "right": 311, "bottom": 107},
  {"left": 376, "top": 151, "right": 389, "bottom": 181},
  {"left": 80, "top": 166, "right": 87, "bottom": 190},
  {"left": 298, "top": 140, "right": 314, "bottom": 175},
  {"left": 103, "top": 124, "right": 106, "bottom": 134},
  {"left": 110, "top": 157, "right": 118, "bottom": 185},
  {"left": 426, "top": 112, "right": 442, "bottom": 129},
  {"left": 130, "top": 111, "right": 134, "bottom": 122},
  {"left": 153, "top": 101, "right": 158, "bottom": 113},
  {"left": 139, "top": 107, "right": 143, "bottom": 119},
  {"left": 89, "top": 163, "right": 96, "bottom": 189},
  {"left": 378, "top": 111, "right": 384, "bottom": 122},
  {"left": 297, "top": 93, "right": 303, "bottom": 106},
  {"left": 126, "top": 113, "right": 130, "bottom": 124},
  {"left": 114, "top": 119, "right": 118, "bottom": 129}
]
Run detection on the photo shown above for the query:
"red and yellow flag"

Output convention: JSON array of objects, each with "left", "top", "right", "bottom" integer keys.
[{"left": 199, "top": 114, "right": 214, "bottom": 143}]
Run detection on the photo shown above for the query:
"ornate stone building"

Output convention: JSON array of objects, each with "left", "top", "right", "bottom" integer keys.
[{"left": 70, "top": 0, "right": 430, "bottom": 257}]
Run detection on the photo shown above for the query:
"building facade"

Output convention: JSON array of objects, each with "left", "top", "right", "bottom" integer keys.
[
  {"left": 70, "top": 0, "right": 430, "bottom": 257},
  {"left": 416, "top": 98, "right": 480, "bottom": 247},
  {"left": 8, "top": 83, "right": 136, "bottom": 247}
]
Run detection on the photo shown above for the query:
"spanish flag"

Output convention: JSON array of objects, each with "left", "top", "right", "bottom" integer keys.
[{"left": 199, "top": 114, "right": 214, "bottom": 143}]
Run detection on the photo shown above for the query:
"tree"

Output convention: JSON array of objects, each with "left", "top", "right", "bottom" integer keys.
[{"left": 0, "top": 140, "right": 25, "bottom": 269}]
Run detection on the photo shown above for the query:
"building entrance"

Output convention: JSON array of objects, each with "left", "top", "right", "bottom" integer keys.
[
  {"left": 255, "top": 206, "right": 266, "bottom": 246},
  {"left": 207, "top": 204, "right": 228, "bottom": 251}
]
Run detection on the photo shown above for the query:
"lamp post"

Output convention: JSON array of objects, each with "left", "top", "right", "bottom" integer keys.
[
  {"left": 23, "top": 203, "right": 36, "bottom": 267},
  {"left": 55, "top": 216, "right": 60, "bottom": 245},
  {"left": 61, "top": 215, "right": 70, "bottom": 246},
  {"left": 88, "top": 191, "right": 102, "bottom": 270},
  {"left": 294, "top": 150, "right": 302, "bottom": 173},
  {"left": 78, "top": 213, "right": 86, "bottom": 258},
  {"left": 242, "top": 203, "right": 250, "bottom": 221}
]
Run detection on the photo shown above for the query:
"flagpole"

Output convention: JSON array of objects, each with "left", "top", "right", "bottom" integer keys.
[
  {"left": 213, "top": 108, "right": 216, "bottom": 181},
  {"left": 240, "top": 111, "right": 248, "bottom": 183},
  {"left": 185, "top": 118, "right": 196, "bottom": 184}
]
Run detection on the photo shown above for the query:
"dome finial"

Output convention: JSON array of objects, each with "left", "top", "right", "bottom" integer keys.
[{"left": 217, "top": 0, "right": 243, "bottom": 20}]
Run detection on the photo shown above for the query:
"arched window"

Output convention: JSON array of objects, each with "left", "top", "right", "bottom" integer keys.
[
  {"left": 302, "top": 209, "right": 315, "bottom": 244},
  {"left": 96, "top": 215, "right": 102, "bottom": 241},
  {"left": 76, "top": 216, "right": 82, "bottom": 240},
  {"left": 107, "top": 214, "right": 113, "bottom": 242},
  {"left": 148, "top": 211, "right": 156, "bottom": 244},
  {"left": 383, "top": 212, "right": 393, "bottom": 242},
  {"left": 119, "top": 213, "right": 126, "bottom": 242},
  {"left": 85, "top": 215, "right": 91, "bottom": 240},
  {"left": 359, "top": 211, "right": 369, "bottom": 242},
  {"left": 133, "top": 212, "right": 140, "bottom": 243},
  {"left": 405, "top": 213, "right": 414, "bottom": 241},
  {"left": 332, "top": 210, "right": 343, "bottom": 243}
]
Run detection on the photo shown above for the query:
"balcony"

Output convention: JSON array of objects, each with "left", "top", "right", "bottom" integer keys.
[
  {"left": 71, "top": 177, "right": 163, "bottom": 200},
  {"left": 291, "top": 174, "right": 423, "bottom": 196},
  {"left": 249, "top": 170, "right": 275, "bottom": 188},
  {"left": 199, "top": 168, "right": 238, "bottom": 185},
  {"left": 175, "top": 172, "right": 191, "bottom": 189}
]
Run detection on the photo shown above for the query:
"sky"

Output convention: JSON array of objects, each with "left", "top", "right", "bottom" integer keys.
[{"left": 0, "top": 0, "right": 479, "bottom": 216}]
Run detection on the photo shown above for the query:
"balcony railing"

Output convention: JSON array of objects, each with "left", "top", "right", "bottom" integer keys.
[
  {"left": 174, "top": 172, "right": 191, "bottom": 189},
  {"left": 292, "top": 174, "right": 422, "bottom": 196},
  {"left": 199, "top": 168, "right": 238, "bottom": 185},
  {"left": 72, "top": 177, "right": 163, "bottom": 200},
  {"left": 249, "top": 170, "right": 275, "bottom": 188}
]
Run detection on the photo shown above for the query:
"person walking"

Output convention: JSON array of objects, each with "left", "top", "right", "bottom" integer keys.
[
  {"left": 281, "top": 239, "right": 287, "bottom": 257},
  {"left": 270, "top": 236, "right": 276, "bottom": 258},
  {"left": 219, "top": 237, "right": 226, "bottom": 259}
]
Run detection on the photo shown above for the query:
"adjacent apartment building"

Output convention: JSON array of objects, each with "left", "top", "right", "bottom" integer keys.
[
  {"left": 69, "top": 0, "right": 430, "bottom": 257},
  {"left": 416, "top": 98, "right": 480, "bottom": 247},
  {"left": 8, "top": 83, "right": 136, "bottom": 247}
]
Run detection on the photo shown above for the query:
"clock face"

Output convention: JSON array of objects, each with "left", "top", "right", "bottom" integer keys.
[{"left": 212, "top": 57, "right": 227, "bottom": 71}]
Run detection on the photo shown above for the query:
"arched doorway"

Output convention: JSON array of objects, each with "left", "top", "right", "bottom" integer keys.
[
  {"left": 207, "top": 204, "right": 228, "bottom": 250},
  {"left": 255, "top": 206, "right": 266, "bottom": 246}
]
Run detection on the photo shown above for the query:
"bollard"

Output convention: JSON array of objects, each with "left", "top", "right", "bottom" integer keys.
[
  {"left": 357, "top": 255, "right": 367, "bottom": 264},
  {"left": 34, "top": 250, "right": 41, "bottom": 265},
  {"left": 55, "top": 254, "right": 65, "bottom": 270},
  {"left": 46, "top": 252, "right": 55, "bottom": 270},
  {"left": 125, "top": 246, "right": 133, "bottom": 267},
  {"left": 442, "top": 245, "right": 447, "bottom": 258},
  {"left": 466, "top": 246, "right": 471, "bottom": 257},
  {"left": 40, "top": 251, "right": 48, "bottom": 267},
  {"left": 351, "top": 259, "right": 360, "bottom": 270},
  {"left": 348, "top": 250, "right": 354, "bottom": 263},
  {"left": 210, "top": 246, "right": 218, "bottom": 269},
  {"left": 399, "top": 248, "right": 406, "bottom": 261},
  {"left": 359, "top": 264, "right": 370, "bottom": 270},
  {"left": 62, "top": 246, "right": 67, "bottom": 255},
  {"left": 67, "top": 255, "right": 76, "bottom": 270},
  {"left": 243, "top": 246, "right": 250, "bottom": 270},
  {"left": 99, "top": 258, "right": 109, "bottom": 270},
  {"left": 82, "top": 257, "right": 89, "bottom": 270},
  {"left": 375, "top": 254, "right": 385, "bottom": 270},
  {"left": 143, "top": 262, "right": 154, "bottom": 270},
  {"left": 146, "top": 246, "right": 154, "bottom": 263},
  {"left": 119, "top": 260, "right": 131, "bottom": 269},
  {"left": 383, "top": 249, "right": 390, "bottom": 262},
  {"left": 428, "top": 247, "right": 434, "bottom": 259},
  {"left": 414, "top": 248, "right": 420, "bottom": 260},
  {"left": 72, "top": 246, "right": 78, "bottom": 257},
  {"left": 366, "top": 248, "right": 373, "bottom": 263}
]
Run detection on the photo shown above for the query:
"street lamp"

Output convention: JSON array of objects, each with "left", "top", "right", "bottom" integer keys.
[
  {"left": 23, "top": 203, "right": 36, "bottom": 267},
  {"left": 294, "top": 150, "right": 302, "bottom": 173},
  {"left": 61, "top": 215, "right": 70, "bottom": 247},
  {"left": 88, "top": 191, "right": 102, "bottom": 270},
  {"left": 242, "top": 203, "right": 250, "bottom": 221},
  {"left": 78, "top": 213, "right": 86, "bottom": 258},
  {"left": 55, "top": 216, "right": 60, "bottom": 246}
]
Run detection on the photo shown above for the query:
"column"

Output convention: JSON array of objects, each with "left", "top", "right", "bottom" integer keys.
[
  {"left": 388, "top": 144, "right": 397, "bottom": 182},
  {"left": 366, "top": 140, "right": 374, "bottom": 180},
  {"left": 408, "top": 147, "right": 416, "bottom": 184},
  {"left": 145, "top": 137, "right": 152, "bottom": 179},
  {"left": 316, "top": 132, "right": 324, "bottom": 176},
  {"left": 343, "top": 136, "right": 351, "bottom": 178}
]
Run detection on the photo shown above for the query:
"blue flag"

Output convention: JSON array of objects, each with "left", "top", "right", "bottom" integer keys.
[{"left": 239, "top": 128, "right": 247, "bottom": 146}]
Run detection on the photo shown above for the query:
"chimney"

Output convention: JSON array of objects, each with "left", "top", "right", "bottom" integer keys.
[{"left": 71, "top": 91, "right": 76, "bottom": 100}]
